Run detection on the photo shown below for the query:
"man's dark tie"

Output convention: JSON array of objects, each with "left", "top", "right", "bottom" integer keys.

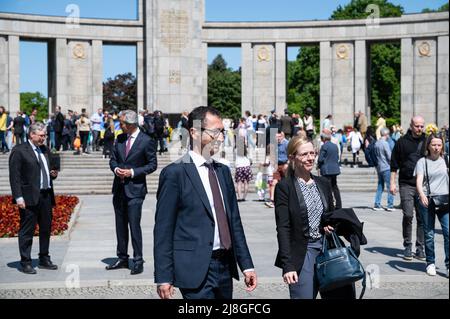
[
  {"left": 204, "top": 162, "right": 232, "bottom": 250},
  {"left": 36, "top": 148, "right": 49, "bottom": 190}
]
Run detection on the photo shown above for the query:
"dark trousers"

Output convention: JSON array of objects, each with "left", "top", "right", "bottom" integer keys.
[
  {"left": 61, "top": 134, "right": 71, "bottom": 151},
  {"left": 79, "top": 131, "right": 89, "bottom": 152},
  {"left": 18, "top": 191, "right": 52, "bottom": 265},
  {"left": 156, "top": 137, "right": 165, "bottom": 154},
  {"left": 400, "top": 184, "right": 424, "bottom": 252},
  {"left": 180, "top": 254, "right": 233, "bottom": 299},
  {"left": 14, "top": 133, "right": 24, "bottom": 145},
  {"left": 54, "top": 131, "right": 63, "bottom": 151},
  {"left": 324, "top": 174, "right": 342, "bottom": 209},
  {"left": 113, "top": 189, "right": 144, "bottom": 263}
]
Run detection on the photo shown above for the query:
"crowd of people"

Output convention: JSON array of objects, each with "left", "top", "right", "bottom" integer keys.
[{"left": 4, "top": 103, "right": 449, "bottom": 300}]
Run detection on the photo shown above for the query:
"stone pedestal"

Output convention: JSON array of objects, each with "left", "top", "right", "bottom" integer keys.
[{"left": 253, "top": 44, "right": 275, "bottom": 116}]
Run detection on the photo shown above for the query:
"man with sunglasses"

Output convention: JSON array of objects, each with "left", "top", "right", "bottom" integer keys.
[
  {"left": 390, "top": 116, "right": 427, "bottom": 261},
  {"left": 154, "top": 106, "right": 257, "bottom": 299},
  {"left": 9, "top": 122, "right": 59, "bottom": 274}
]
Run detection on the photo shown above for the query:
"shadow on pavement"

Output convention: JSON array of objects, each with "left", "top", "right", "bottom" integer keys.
[
  {"left": 7, "top": 260, "right": 38, "bottom": 270},
  {"left": 365, "top": 246, "right": 404, "bottom": 258},
  {"left": 101, "top": 257, "right": 119, "bottom": 267},
  {"left": 386, "top": 260, "right": 425, "bottom": 272}
]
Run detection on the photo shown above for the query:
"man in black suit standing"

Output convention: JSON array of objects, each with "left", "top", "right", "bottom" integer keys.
[
  {"left": 53, "top": 106, "right": 65, "bottom": 151},
  {"left": 9, "top": 122, "right": 59, "bottom": 274},
  {"left": 154, "top": 106, "right": 257, "bottom": 299},
  {"left": 106, "top": 110, "right": 157, "bottom": 275}
]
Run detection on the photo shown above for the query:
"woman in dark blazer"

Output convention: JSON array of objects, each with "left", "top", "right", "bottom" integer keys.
[{"left": 274, "top": 135, "right": 355, "bottom": 299}]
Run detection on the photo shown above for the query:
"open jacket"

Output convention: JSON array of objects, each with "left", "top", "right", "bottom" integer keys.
[{"left": 274, "top": 172, "right": 334, "bottom": 274}]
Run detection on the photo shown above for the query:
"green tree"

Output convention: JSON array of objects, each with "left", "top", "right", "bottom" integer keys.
[
  {"left": 103, "top": 72, "right": 137, "bottom": 112},
  {"left": 20, "top": 91, "right": 48, "bottom": 122},
  {"left": 207, "top": 54, "right": 241, "bottom": 119},
  {"left": 422, "top": 2, "right": 449, "bottom": 13},
  {"left": 287, "top": 0, "right": 404, "bottom": 128},
  {"left": 287, "top": 46, "right": 320, "bottom": 120}
]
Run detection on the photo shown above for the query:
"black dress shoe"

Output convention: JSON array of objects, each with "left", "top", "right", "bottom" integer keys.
[
  {"left": 105, "top": 259, "right": 129, "bottom": 270},
  {"left": 130, "top": 263, "right": 143, "bottom": 275},
  {"left": 38, "top": 259, "right": 58, "bottom": 270},
  {"left": 21, "top": 264, "right": 37, "bottom": 274}
]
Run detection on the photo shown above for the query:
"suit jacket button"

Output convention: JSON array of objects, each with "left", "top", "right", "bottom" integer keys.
[{"left": 209, "top": 242, "right": 213, "bottom": 246}]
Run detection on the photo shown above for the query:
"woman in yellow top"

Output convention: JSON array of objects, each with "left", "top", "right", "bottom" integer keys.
[
  {"left": 0, "top": 106, "right": 8, "bottom": 154},
  {"left": 375, "top": 113, "right": 386, "bottom": 140}
]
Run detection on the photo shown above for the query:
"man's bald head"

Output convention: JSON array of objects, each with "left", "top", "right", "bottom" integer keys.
[{"left": 410, "top": 115, "right": 425, "bottom": 137}]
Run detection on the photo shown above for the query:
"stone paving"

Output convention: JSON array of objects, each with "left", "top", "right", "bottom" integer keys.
[{"left": 0, "top": 192, "right": 448, "bottom": 299}]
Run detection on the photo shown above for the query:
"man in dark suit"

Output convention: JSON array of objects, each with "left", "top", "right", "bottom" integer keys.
[
  {"left": 154, "top": 106, "right": 257, "bottom": 299},
  {"left": 317, "top": 132, "right": 342, "bottom": 209},
  {"left": 107, "top": 110, "right": 157, "bottom": 275},
  {"left": 9, "top": 122, "right": 59, "bottom": 274},
  {"left": 53, "top": 106, "right": 65, "bottom": 151}
]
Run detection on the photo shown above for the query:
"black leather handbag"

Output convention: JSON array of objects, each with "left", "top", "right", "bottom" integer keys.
[
  {"left": 425, "top": 158, "right": 449, "bottom": 213},
  {"left": 315, "top": 231, "right": 366, "bottom": 299}
]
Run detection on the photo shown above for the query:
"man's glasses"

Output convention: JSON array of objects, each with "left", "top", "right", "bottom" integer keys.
[{"left": 201, "top": 128, "right": 225, "bottom": 139}]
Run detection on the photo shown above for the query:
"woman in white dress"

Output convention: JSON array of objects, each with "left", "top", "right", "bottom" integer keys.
[{"left": 348, "top": 127, "right": 363, "bottom": 167}]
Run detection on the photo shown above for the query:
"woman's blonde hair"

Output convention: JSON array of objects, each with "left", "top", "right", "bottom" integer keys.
[{"left": 286, "top": 136, "right": 313, "bottom": 175}]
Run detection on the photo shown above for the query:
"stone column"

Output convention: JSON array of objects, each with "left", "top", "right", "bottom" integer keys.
[
  {"left": 437, "top": 35, "right": 449, "bottom": 128},
  {"left": 413, "top": 38, "right": 437, "bottom": 125},
  {"left": 275, "top": 42, "right": 286, "bottom": 115},
  {"left": 144, "top": 0, "right": 154, "bottom": 110},
  {"left": 320, "top": 41, "right": 332, "bottom": 130},
  {"left": 355, "top": 40, "right": 369, "bottom": 123},
  {"left": 67, "top": 40, "right": 93, "bottom": 114},
  {"left": 401, "top": 38, "right": 414, "bottom": 129},
  {"left": 55, "top": 38, "right": 68, "bottom": 110},
  {"left": 201, "top": 42, "right": 208, "bottom": 105},
  {"left": 331, "top": 42, "right": 354, "bottom": 129},
  {"left": 137, "top": 41, "right": 145, "bottom": 110},
  {"left": 0, "top": 36, "right": 9, "bottom": 110},
  {"left": 8, "top": 35, "right": 20, "bottom": 114},
  {"left": 253, "top": 44, "right": 275, "bottom": 116},
  {"left": 241, "top": 42, "right": 253, "bottom": 115},
  {"left": 92, "top": 40, "right": 103, "bottom": 114}
]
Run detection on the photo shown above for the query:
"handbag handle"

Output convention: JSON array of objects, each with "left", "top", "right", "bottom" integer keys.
[{"left": 321, "top": 231, "right": 343, "bottom": 253}]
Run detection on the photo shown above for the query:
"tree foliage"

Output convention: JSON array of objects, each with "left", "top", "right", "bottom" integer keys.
[
  {"left": 207, "top": 54, "right": 242, "bottom": 119},
  {"left": 287, "top": 46, "right": 320, "bottom": 119},
  {"left": 20, "top": 92, "right": 48, "bottom": 122},
  {"left": 103, "top": 72, "right": 137, "bottom": 112},
  {"left": 288, "top": 0, "right": 404, "bottom": 127},
  {"left": 422, "top": 2, "right": 449, "bottom": 13}
]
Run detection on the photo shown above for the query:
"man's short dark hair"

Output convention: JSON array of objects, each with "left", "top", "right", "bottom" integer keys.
[{"left": 188, "top": 106, "right": 221, "bottom": 130}]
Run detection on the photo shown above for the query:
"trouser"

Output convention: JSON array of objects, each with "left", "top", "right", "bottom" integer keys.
[
  {"left": 418, "top": 202, "right": 449, "bottom": 268},
  {"left": 14, "top": 133, "right": 24, "bottom": 145},
  {"left": 113, "top": 189, "right": 144, "bottom": 263},
  {"left": 324, "top": 174, "right": 342, "bottom": 209},
  {"left": 18, "top": 191, "right": 53, "bottom": 264},
  {"left": 92, "top": 130, "right": 101, "bottom": 151},
  {"left": 79, "top": 131, "right": 89, "bottom": 152},
  {"left": 61, "top": 134, "right": 71, "bottom": 151},
  {"left": 54, "top": 131, "right": 63, "bottom": 151},
  {"left": 0, "top": 130, "right": 8, "bottom": 152},
  {"left": 400, "top": 184, "right": 424, "bottom": 252},
  {"left": 180, "top": 251, "right": 233, "bottom": 299},
  {"left": 374, "top": 169, "right": 394, "bottom": 208}
]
